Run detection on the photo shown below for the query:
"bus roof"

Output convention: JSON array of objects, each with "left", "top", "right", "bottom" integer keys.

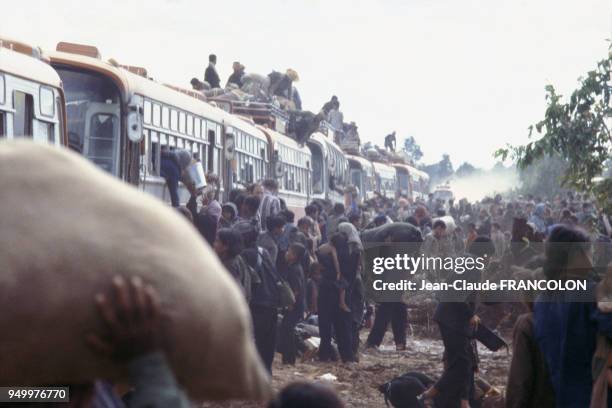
[
  {"left": 48, "top": 48, "right": 231, "bottom": 125},
  {"left": 309, "top": 131, "right": 344, "bottom": 157},
  {"left": 223, "top": 114, "right": 268, "bottom": 143},
  {"left": 0, "top": 47, "right": 62, "bottom": 88},
  {"left": 257, "top": 125, "right": 311, "bottom": 156},
  {"left": 346, "top": 154, "right": 374, "bottom": 171},
  {"left": 371, "top": 161, "right": 396, "bottom": 178}
]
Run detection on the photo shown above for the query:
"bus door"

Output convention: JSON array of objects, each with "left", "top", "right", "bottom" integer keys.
[{"left": 83, "top": 102, "right": 120, "bottom": 175}]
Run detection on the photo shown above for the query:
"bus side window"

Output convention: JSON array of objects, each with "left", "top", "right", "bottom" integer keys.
[
  {"left": 13, "top": 91, "right": 34, "bottom": 137},
  {"left": 37, "top": 121, "right": 55, "bottom": 143},
  {"left": 150, "top": 131, "right": 160, "bottom": 176},
  {"left": 207, "top": 129, "right": 215, "bottom": 173},
  {"left": 0, "top": 111, "right": 5, "bottom": 137}
]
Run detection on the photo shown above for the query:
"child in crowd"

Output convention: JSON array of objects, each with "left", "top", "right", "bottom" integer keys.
[{"left": 218, "top": 202, "right": 238, "bottom": 229}]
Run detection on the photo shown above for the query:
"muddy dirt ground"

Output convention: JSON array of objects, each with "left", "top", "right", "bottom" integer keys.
[{"left": 201, "top": 329, "right": 511, "bottom": 408}]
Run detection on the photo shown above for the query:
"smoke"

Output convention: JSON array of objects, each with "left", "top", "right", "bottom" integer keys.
[{"left": 443, "top": 167, "right": 519, "bottom": 202}]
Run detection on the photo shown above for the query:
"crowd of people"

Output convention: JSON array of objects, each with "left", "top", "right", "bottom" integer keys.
[
  {"left": 171, "top": 173, "right": 612, "bottom": 407},
  {"left": 36, "top": 172, "right": 612, "bottom": 407}
]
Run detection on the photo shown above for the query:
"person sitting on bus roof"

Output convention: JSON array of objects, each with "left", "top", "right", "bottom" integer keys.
[
  {"left": 190, "top": 77, "right": 210, "bottom": 92},
  {"left": 226, "top": 62, "right": 245, "bottom": 88},
  {"left": 204, "top": 54, "right": 221, "bottom": 89},
  {"left": 321, "top": 95, "right": 340, "bottom": 116},
  {"left": 268, "top": 69, "right": 299, "bottom": 100}
]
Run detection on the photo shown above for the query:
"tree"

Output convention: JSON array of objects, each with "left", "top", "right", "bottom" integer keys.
[
  {"left": 455, "top": 162, "right": 478, "bottom": 177},
  {"left": 423, "top": 154, "right": 454, "bottom": 183},
  {"left": 496, "top": 46, "right": 612, "bottom": 211},
  {"left": 518, "top": 155, "right": 569, "bottom": 199},
  {"left": 402, "top": 136, "right": 423, "bottom": 162}
]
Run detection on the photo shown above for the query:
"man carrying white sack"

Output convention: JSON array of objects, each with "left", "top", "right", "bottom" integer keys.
[
  {"left": 0, "top": 141, "right": 271, "bottom": 405},
  {"left": 9, "top": 276, "right": 190, "bottom": 408}
]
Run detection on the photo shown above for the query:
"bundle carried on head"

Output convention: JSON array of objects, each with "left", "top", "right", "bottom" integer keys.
[{"left": 0, "top": 141, "right": 271, "bottom": 401}]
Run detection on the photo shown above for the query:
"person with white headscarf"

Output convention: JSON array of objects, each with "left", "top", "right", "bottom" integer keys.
[{"left": 338, "top": 222, "right": 364, "bottom": 254}]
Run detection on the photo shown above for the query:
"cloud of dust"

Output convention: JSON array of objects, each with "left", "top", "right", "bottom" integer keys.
[{"left": 444, "top": 168, "right": 519, "bottom": 202}]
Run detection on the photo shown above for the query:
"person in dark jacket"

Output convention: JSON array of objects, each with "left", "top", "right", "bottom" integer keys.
[
  {"left": 419, "top": 236, "right": 495, "bottom": 408},
  {"left": 279, "top": 243, "right": 306, "bottom": 365},
  {"left": 204, "top": 54, "right": 220, "bottom": 89},
  {"left": 505, "top": 310, "right": 555, "bottom": 408},
  {"left": 317, "top": 233, "right": 359, "bottom": 363},
  {"left": 226, "top": 61, "right": 245, "bottom": 88},
  {"left": 160, "top": 148, "right": 183, "bottom": 207},
  {"left": 214, "top": 228, "right": 251, "bottom": 301},
  {"left": 257, "top": 215, "right": 285, "bottom": 265},
  {"left": 218, "top": 202, "right": 238, "bottom": 229},
  {"left": 533, "top": 225, "right": 612, "bottom": 408},
  {"left": 234, "top": 222, "right": 279, "bottom": 373},
  {"left": 365, "top": 223, "right": 423, "bottom": 351}
]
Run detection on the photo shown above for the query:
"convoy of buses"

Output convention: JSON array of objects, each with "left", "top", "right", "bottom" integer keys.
[{"left": 0, "top": 38, "right": 430, "bottom": 215}]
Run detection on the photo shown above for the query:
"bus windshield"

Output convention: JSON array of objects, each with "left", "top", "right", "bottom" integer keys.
[{"left": 53, "top": 67, "right": 121, "bottom": 175}]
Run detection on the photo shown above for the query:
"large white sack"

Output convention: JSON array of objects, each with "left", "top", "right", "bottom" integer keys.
[
  {"left": 433, "top": 215, "right": 456, "bottom": 234},
  {"left": 0, "top": 141, "right": 270, "bottom": 401}
]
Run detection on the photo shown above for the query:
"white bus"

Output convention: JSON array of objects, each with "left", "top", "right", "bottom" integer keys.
[
  {"left": 0, "top": 39, "right": 66, "bottom": 145},
  {"left": 307, "top": 131, "right": 348, "bottom": 204},
  {"left": 259, "top": 126, "right": 311, "bottom": 217},
  {"left": 347, "top": 154, "right": 375, "bottom": 203},
  {"left": 48, "top": 41, "right": 265, "bottom": 204},
  {"left": 371, "top": 161, "right": 398, "bottom": 198}
]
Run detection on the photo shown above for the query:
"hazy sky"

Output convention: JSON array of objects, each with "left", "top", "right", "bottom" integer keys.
[{"left": 5, "top": 0, "right": 611, "bottom": 168}]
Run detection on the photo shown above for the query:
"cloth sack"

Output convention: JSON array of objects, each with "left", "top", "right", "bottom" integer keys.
[{"left": 0, "top": 141, "right": 271, "bottom": 401}]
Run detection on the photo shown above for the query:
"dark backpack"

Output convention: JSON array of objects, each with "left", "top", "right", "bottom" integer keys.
[
  {"left": 250, "top": 247, "right": 295, "bottom": 308},
  {"left": 248, "top": 247, "right": 279, "bottom": 307},
  {"left": 379, "top": 372, "right": 432, "bottom": 408}
]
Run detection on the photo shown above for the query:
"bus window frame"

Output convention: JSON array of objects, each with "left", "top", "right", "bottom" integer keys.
[
  {"left": 186, "top": 114, "right": 193, "bottom": 136},
  {"left": 170, "top": 109, "right": 178, "bottom": 132},
  {"left": 39, "top": 86, "right": 55, "bottom": 118},
  {"left": 152, "top": 103, "right": 161, "bottom": 127},
  {"left": 12, "top": 90, "right": 34, "bottom": 137},
  {"left": 194, "top": 117, "right": 200, "bottom": 139},
  {"left": 143, "top": 100, "right": 152, "bottom": 124},
  {"left": 161, "top": 106, "right": 169, "bottom": 129},
  {"left": 0, "top": 74, "right": 5, "bottom": 105},
  {"left": 0, "top": 110, "right": 5, "bottom": 137},
  {"left": 178, "top": 111, "right": 186, "bottom": 134}
]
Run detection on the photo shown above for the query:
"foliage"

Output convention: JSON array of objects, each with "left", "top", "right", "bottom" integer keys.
[
  {"left": 517, "top": 155, "right": 569, "bottom": 199},
  {"left": 495, "top": 46, "right": 612, "bottom": 211},
  {"left": 455, "top": 162, "right": 478, "bottom": 177},
  {"left": 423, "top": 154, "right": 454, "bottom": 183},
  {"left": 402, "top": 136, "right": 423, "bottom": 162}
]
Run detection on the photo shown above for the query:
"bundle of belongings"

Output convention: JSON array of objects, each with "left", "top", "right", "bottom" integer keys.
[
  {"left": 338, "top": 121, "right": 360, "bottom": 154},
  {"left": 194, "top": 68, "right": 300, "bottom": 108},
  {"left": 379, "top": 372, "right": 504, "bottom": 407},
  {"left": 0, "top": 141, "right": 271, "bottom": 402},
  {"left": 287, "top": 110, "right": 325, "bottom": 145}
]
